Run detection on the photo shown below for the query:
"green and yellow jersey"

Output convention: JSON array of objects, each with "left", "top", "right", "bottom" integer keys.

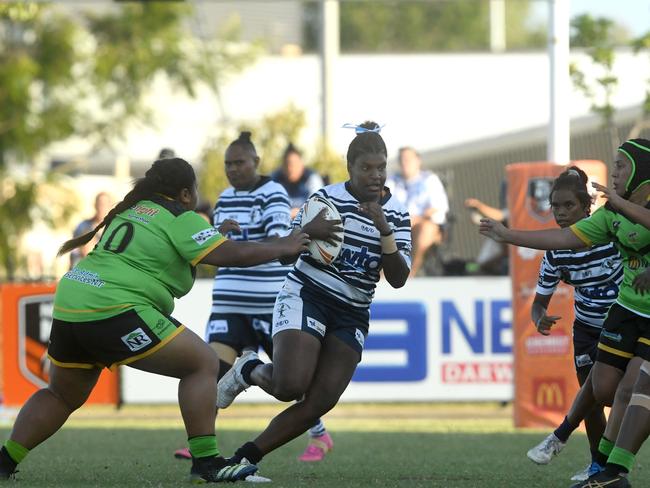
[
  {"left": 571, "top": 205, "right": 650, "bottom": 317},
  {"left": 54, "top": 196, "right": 225, "bottom": 322}
]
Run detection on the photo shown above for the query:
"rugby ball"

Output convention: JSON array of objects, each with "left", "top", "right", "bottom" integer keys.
[{"left": 301, "top": 195, "right": 344, "bottom": 265}]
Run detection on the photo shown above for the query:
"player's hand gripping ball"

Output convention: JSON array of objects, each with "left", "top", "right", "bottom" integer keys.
[{"left": 300, "top": 196, "right": 344, "bottom": 265}]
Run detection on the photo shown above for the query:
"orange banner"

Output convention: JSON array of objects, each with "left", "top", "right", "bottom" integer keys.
[
  {"left": 0, "top": 283, "right": 119, "bottom": 406},
  {"left": 508, "top": 160, "right": 607, "bottom": 428}
]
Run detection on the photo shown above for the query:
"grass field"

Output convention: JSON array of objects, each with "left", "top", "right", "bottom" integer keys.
[{"left": 0, "top": 402, "right": 647, "bottom": 487}]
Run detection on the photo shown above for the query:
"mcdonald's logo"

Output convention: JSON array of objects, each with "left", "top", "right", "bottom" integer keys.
[{"left": 532, "top": 378, "right": 565, "bottom": 412}]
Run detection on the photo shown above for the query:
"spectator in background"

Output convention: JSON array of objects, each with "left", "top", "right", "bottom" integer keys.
[
  {"left": 70, "top": 192, "right": 113, "bottom": 268},
  {"left": 464, "top": 180, "right": 509, "bottom": 275},
  {"left": 271, "top": 143, "right": 324, "bottom": 218},
  {"left": 158, "top": 147, "right": 176, "bottom": 159},
  {"left": 387, "top": 147, "right": 449, "bottom": 277}
]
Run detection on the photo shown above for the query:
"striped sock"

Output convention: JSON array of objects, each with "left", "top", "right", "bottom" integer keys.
[{"left": 309, "top": 419, "right": 326, "bottom": 437}]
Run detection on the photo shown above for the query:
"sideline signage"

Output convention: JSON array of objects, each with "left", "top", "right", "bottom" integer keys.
[{"left": 0, "top": 284, "right": 119, "bottom": 406}]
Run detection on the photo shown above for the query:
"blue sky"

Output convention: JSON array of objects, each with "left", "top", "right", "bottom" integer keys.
[{"left": 533, "top": 0, "right": 650, "bottom": 37}]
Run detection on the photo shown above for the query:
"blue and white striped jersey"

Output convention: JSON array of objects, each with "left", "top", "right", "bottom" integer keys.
[
  {"left": 536, "top": 242, "right": 623, "bottom": 328},
  {"left": 211, "top": 177, "right": 292, "bottom": 315},
  {"left": 288, "top": 182, "right": 411, "bottom": 308}
]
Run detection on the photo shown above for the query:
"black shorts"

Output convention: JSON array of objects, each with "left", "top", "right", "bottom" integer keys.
[
  {"left": 48, "top": 306, "right": 184, "bottom": 370},
  {"left": 573, "top": 320, "right": 600, "bottom": 377},
  {"left": 272, "top": 278, "right": 369, "bottom": 358},
  {"left": 204, "top": 313, "right": 273, "bottom": 357},
  {"left": 596, "top": 303, "right": 650, "bottom": 371}
]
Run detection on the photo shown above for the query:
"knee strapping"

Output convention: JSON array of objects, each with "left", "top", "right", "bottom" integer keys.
[
  {"left": 641, "top": 361, "right": 650, "bottom": 376},
  {"left": 629, "top": 393, "right": 650, "bottom": 411}
]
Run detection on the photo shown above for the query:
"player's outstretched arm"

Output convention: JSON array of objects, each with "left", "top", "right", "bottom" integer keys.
[
  {"left": 479, "top": 218, "right": 584, "bottom": 250},
  {"left": 201, "top": 230, "right": 309, "bottom": 267},
  {"left": 592, "top": 181, "right": 650, "bottom": 229}
]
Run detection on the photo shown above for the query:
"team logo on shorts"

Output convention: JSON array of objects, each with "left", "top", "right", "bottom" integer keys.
[
  {"left": 354, "top": 329, "right": 365, "bottom": 348},
  {"left": 121, "top": 328, "right": 153, "bottom": 352},
  {"left": 306, "top": 317, "right": 326, "bottom": 336},
  {"left": 575, "top": 354, "right": 593, "bottom": 368},
  {"left": 191, "top": 227, "right": 218, "bottom": 245},
  {"left": 526, "top": 177, "right": 554, "bottom": 222},
  {"left": 207, "top": 320, "right": 228, "bottom": 335}
]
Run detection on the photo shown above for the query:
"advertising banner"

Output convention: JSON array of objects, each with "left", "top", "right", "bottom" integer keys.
[
  {"left": 0, "top": 284, "right": 119, "bottom": 406},
  {"left": 122, "top": 277, "right": 514, "bottom": 403},
  {"left": 507, "top": 160, "right": 607, "bottom": 428}
]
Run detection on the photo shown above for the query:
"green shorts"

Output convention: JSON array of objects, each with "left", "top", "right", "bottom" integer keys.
[{"left": 48, "top": 306, "right": 185, "bottom": 370}]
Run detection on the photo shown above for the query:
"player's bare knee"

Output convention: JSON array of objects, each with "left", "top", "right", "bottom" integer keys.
[
  {"left": 272, "top": 383, "right": 305, "bottom": 402},
  {"left": 593, "top": 383, "right": 616, "bottom": 406},
  {"left": 47, "top": 386, "right": 86, "bottom": 412}
]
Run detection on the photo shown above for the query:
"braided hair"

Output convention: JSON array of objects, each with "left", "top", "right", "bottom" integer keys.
[
  {"left": 549, "top": 166, "right": 592, "bottom": 216},
  {"left": 346, "top": 121, "right": 387, "bottom": 166},
  {"left": 59, "top": 158, "right": 196, "bottom": 256}
]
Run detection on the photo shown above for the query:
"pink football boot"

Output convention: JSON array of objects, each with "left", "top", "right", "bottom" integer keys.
[{"left": 298, "top": 432, "right": 334, "bottom": 462}]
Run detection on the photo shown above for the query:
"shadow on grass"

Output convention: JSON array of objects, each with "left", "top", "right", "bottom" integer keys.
[{"left": 0, "top": 428, "right": 645, "bottom": 487}]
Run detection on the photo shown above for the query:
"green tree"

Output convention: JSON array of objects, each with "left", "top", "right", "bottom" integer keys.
[
  {"left": 0, "top": 2, "right": 259, "bottom": 280},
  {"left": 629, "top": 31, "right": 650, "bottom": 138},
  {"left": 304, "top": 0, "right": 545, "bottom": 53},
  {"left": 0, "top": 3, "right": 81, "bottom": 279},
  {"left": 569, "top": 14, "right": 629, "bottom": 154}
]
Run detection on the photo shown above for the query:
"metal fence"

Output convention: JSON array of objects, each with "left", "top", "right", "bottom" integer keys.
[{"left": 421, "top": 110, "right": 650, "bottom": 269}]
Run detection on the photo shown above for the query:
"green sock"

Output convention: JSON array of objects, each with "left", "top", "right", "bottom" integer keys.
[
  {"left": 599, "top": 437, "right": 615, "bottom": 457},
  {"left": 608, "top": 447, "right": 636, "bottom": 473},
  {"left": 4, "top": 440, "right": 29, "bottom": 464},
  {"left": 188, "top": 435, "right": 219, "bottom": 459}
]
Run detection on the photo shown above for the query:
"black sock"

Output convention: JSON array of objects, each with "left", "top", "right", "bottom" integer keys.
[
  {"left": 192, "top": 454, "right": 227, "bottom": 470},
  {"left": 591, "top": 449, "right": 601, "bottom": 465},
  {"left": 553, "top": 416, "right": 577, "bottom": 443},
  {"left": 233, "top": 441, "right": 264, "bottom": 465},
  {"left": 605, "top": 464, "right": 626, "bottom": 476},
  {"left": 594, "top": 449, "right": 610, "bottom": 467},
  {"left": 0, "top": 447, "right": 17, "bottom": 472},
  {"left": 241, "top": 359, "right": 263, "bottom": 386}
]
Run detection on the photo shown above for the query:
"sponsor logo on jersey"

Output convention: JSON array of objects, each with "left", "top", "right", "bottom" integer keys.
[
  {"left": 63, "top": 268, "right": 105, "bottom": 288},
  {"left": 132, "top": 204, "right": 159, "bottom": 217},
  {"left": 306, "top": 316, "right": 326, "bottom": 336},
  {"left": 121, "top": 328, "right": 153, "bottom": 352},
  {"left": 340, "top": 246, "right": 381, "bottom": 270},
  {"left": 192, "top": 227, "right": 219, "bottom": 245},
  {"left": 151, "top": 318, "right": 173, "bottom": 336}
]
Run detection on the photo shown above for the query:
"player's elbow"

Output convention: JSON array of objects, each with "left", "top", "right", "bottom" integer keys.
[{"left": 385, "top": 272, "right": 408, "bottom": 288}]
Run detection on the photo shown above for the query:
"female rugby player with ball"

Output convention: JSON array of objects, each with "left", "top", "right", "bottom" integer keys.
[{"left": 215, "top": 121, "right": 412, "bottom": 468}]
